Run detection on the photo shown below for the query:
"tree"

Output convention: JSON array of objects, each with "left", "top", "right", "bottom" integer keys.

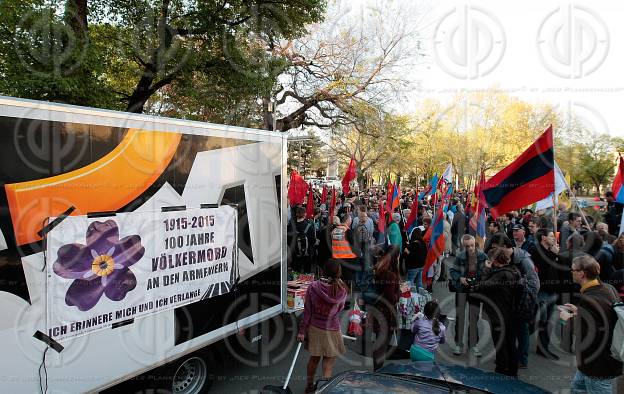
[
  {"left": 268, "top": 0, "right": 421, "bottom": 132},
  {"left": 575, "top": 137, "right": 615, "bottom": 194},
  {"left": 327, "top": 102, "right": 411, "bottom": 188},
  {"left": 407, "top": 91, "right": 562, "bottom": 190},
  {"left": 0, "top": 0, "right": 326, "bottom": 120},
  {"left": 287, "top": 133, "right": 324, "bottom": 175}
]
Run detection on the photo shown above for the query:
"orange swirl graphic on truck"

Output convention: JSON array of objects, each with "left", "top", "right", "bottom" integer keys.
[{"left": 5, "top": 129, "right": 181, "bottom": 246}]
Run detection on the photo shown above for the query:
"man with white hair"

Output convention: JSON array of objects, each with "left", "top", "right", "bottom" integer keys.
[{"left": 388, "top": 212, "right": 403, "bottom": 252}]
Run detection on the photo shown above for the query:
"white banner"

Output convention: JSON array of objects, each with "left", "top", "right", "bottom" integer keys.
[{"left": 46, "top": 206, "right": 237, "bottom": 342}]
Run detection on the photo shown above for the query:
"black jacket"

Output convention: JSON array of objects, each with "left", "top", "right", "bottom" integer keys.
[
  {"left": 478, "top": 264, "right": 521, "bottom": 321},
  {"left": 404, "top": 238, "right": 427, "bottom": 270},
  {"left": 529, "top": 243, "right": 564, "bottom": 294},
  {"left": 451, "top": 211, "right": 466, "bottom": 251},
  {"left": 575, "top": 282, "right": 623, "bottom": 378}
]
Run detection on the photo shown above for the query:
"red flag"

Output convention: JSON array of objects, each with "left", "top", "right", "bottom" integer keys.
[
  {"left": 342, "top": 158, "right": 357, "bottom": 195},
  {"left": 390, "top": 183, "right": 400, "bottom": 211},
  {"left": 386, "top": 181, "right": 394, "bottom": 212},
  {"left": 422, "top": 205, "right": 446, "bottom": 284},
  {"left": 287, "top": 170, "right": 307, "bottom": 205},
  {"left": 404, "top": 198, "right": 419, "bottom": 231},
  {"left": 481, "top": 126, "right": 554, "bottom": 218},
  {"left": 306, "top": 183, "right": 315, "bottom": 219},
  {"left": 612, "top": 154, "right": 624, "bottom": 202},
  {"left": 378, "top": 201, "right": 386, "bottom": 232},
  {"left": 465, "top": 193, "right": 472, "bottom": 216},
  {"left": 328, "top": 187, "right": 337, "bottom": 222},
  {"left": 423, "top": 220, "right": 432, "bottom": 245},
  {"left": 321, "top": 184, "right": 328, "bottom": 204}
]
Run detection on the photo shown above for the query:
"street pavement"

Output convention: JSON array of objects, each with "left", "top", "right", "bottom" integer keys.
[{"left": 209, "top": 259, "right": 587, "bottom": 394}]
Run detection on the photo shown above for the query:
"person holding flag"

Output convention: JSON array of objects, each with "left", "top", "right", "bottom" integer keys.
[
  {"left": 405, "top": 226, "right": 427, "bottom": 290},
  {"left": 606, "top": 154, "right": 624, "bottom": 236},
  {"left": 422, "top": 203, "right": 446, "bottom": 291}
]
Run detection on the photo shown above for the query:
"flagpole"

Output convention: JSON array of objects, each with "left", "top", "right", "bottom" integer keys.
[
  {"left": 565, "top": 182, "right": 591, "bottom": 229},
  {"left": 550, "top": 125, "right": 558, "bottom": 234},
  {"left": 551, "top": 193, "right": 558, "bottom": 234}
]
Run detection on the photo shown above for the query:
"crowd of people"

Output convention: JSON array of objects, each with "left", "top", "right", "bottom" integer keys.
[{"left": 290, "top": 185, "right": 624, "bottom": 393}]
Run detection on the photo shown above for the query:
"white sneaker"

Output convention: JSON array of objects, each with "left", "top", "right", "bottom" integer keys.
[
  {"left": 453, "top": 345, "right": 463, "bottom": 355},
  {"left": 472, "top": 346, "right": 482, "bottom": 357}
]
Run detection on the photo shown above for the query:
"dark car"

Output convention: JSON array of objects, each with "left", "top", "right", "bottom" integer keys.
[{"left": 315, "top": 361, "right": 550, "bottom": 393}]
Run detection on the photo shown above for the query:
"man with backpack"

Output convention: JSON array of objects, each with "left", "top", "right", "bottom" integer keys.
[
  {"left": 292, "top": 206, "right": 316, "bottom": 274},
  {"left": 352, "top": 205, "right": 374, "bottom": 289},
  {"left": 559, "top": 255, "right": 622, "bottom": 393}
]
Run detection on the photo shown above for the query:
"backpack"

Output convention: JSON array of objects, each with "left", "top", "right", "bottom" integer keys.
[
  {"left": 295, "top": 222, "right": 313, "bottom": 258},
  {"left": 513, "top": 256, "right": 539, "bottom": 322},
  {"left": 612, "top": 302, "right": 624, "bottom": 362},
  {"left": 608, "top": 284, "right": 624, "bottom": 361},
  {"left": 354, "top": 220, "right": 372, "bottom": 256}
]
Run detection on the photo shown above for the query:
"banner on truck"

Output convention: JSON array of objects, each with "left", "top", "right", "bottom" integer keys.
[{"left": 46, "top": 206, "right": 237, "bottom": 342}]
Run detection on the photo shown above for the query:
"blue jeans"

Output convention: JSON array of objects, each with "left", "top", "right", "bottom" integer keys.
[
  {"left": 571, "top": 370, "right": 614, "bottom": 394},
  {"left": 407, "top": 268, "right": 423, "bottom": 290},
  {"left": 516, "top": 321, "right": 529, "bottom": 365},
  {"left": 537, "top": 292, "right": 558, "bottom": 351}
]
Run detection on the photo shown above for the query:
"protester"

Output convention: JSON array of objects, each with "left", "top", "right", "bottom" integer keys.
[
  {"left": 560, "top": 212, "right": 582, "bottom": 252},
  {"left": 604, "top": 191, "right": 622, "bottom": 236},
  {"left": 449, "top": 234, "right": 487, "bottom": 356},
  {"left": 451, "top": 204, "right": 467, "bottom": 255},
  {"left": 479, "top": 247, "right": 521, "bottom": 377},
  {"left": 293, "top": 206, "right": 316, "bottom": 273},
  {"left": 526, "top": 218, "right": 540, "bottom": 245},
  {"left": 512, "top": 223, "right": 533, "bottom": 252},
  {"left": 405, "top": 227, "right": 427, "bottom": 290},
  {"left": 559, "top": 255, "right": 622, "bottom": 393},
  {"left": 297, "top": 260, "right": 348, "bottom": 394},
  {"left": 614, "top": 234, "right": 624, "bottom": 271},
  {"left": 352, "top": 205, "right": 375, "bottom": 288},
  {"left": 488, "top": 221, "right": 501, "bottom": 238},
  {"left": 331, "top": 212, "right": 358, "bottom": 291},
  {"left": 596, "top": 222, "right": 616, "bottom": 243},
  {"left": 388, "top": 213, "right": 403, "bottom": 252},
  {"left": 586, "top": 230, "right": 615, "bottom": 282},
  {"left": 529, "top": 228, "right": 561, "bottom": 360},
  {"left": 372, "top": 246, "right": 401, "bottom": 371},
  {"left": 485, "top": 233, "right": 540, "bottom": 369},
  {"left": 410, "top": 300, "right": 446, "bottom": 361}
]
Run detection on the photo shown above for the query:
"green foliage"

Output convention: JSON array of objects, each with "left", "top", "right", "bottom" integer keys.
[
  {"left": 288, "top": 134, "right": 324, "bottom": 175},
  {"left": 0, "top": 0, "right": 326, "bottom": 123}
]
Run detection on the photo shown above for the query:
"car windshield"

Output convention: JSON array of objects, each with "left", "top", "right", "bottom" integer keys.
[
  {"left": 378, "top": 372, "right": 489, "bottom": 394},
  {"left": 320, "top": 372, "right": 491, "bottom": 394}
]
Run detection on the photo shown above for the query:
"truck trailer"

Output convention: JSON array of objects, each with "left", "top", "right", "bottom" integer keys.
[{"left": 0, "top": 96, "right": 287, "bottom": 393}]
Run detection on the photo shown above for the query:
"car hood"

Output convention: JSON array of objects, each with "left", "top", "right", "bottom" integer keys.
[{"left": 378, "top": 362, "right": 550, "bottom": 393}]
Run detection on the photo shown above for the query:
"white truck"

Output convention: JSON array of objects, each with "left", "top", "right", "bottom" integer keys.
[{"left": 0, "top": 96, "right": 287, "bottom": 393}]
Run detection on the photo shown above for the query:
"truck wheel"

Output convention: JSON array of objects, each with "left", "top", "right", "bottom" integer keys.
[{"left": 169, "top": 356, "right": 210, "bottom": 394}]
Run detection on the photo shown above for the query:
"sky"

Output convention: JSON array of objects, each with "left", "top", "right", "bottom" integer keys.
[{"left": 333, "top": 0, "right": 624, "bottom": 138}]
